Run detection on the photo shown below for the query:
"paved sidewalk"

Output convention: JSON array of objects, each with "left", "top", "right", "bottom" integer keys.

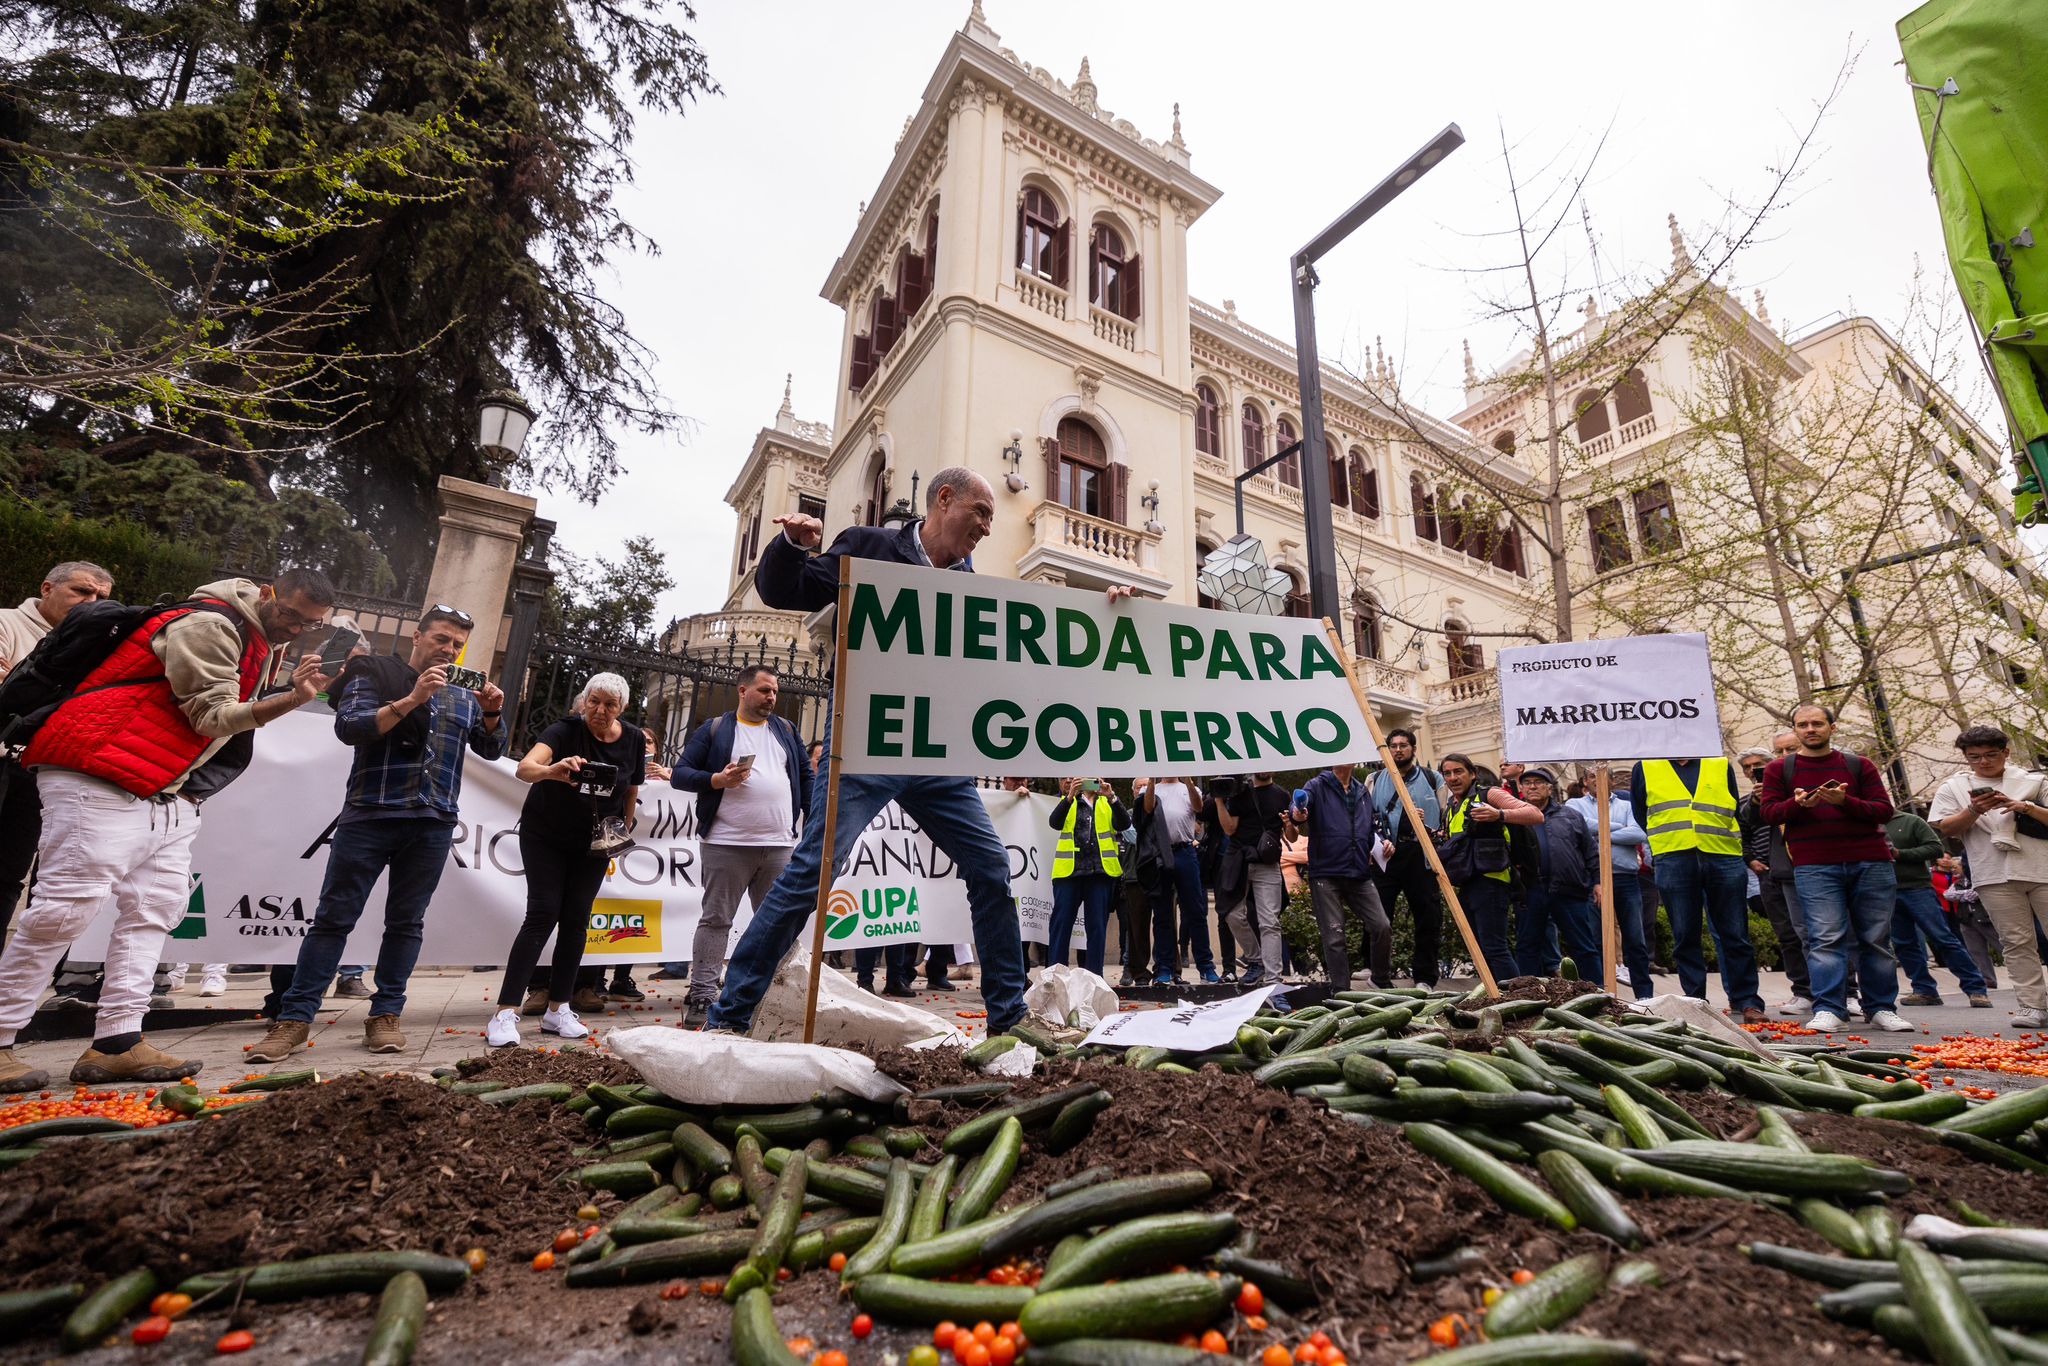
[{"left": 7, "top": 965, "right": 2042, "bottom": 1090}]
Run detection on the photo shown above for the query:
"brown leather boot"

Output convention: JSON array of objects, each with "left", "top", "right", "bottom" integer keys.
[
  {"left": 71, "top": 1039, "right": 202, "bottom": 1084},
  {"left": 364, "top": 1014, "right": 406, "bottom": 1054},
  {"left": 521, "top": 987, "right": 548, "bottom": 1017},
  {"left": 247, "top": 1019, "right": 310, "bottom": 1064},
  {"left": 0, "top": 1046, "right": 50, "bottom": 1094}
]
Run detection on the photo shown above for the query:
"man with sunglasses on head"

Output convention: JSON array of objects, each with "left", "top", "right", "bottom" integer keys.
[{"left": 251, "top": 605, "right": 504, "bottom": 1062}]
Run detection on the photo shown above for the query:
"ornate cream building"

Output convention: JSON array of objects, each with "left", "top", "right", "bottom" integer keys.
[{"left": 672, "top": 5, "right": 2044, "bottom": 790}]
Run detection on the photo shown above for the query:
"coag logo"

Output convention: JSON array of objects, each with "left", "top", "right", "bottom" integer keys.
[
  {"left": 825, "top": 889, "right": 861, "bottom": 941},
  {"left": 585, "top": 898, "right": 662, "bottom": 956}
]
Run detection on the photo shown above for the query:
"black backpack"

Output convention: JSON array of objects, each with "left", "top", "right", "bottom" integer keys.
[{"left": 0, "top": 597, "right": 241, "bottom": 749}]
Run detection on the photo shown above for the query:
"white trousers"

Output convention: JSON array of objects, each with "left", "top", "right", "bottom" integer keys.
[{"left": 0, "top": 770, "right": 198, "bottom": 1044}]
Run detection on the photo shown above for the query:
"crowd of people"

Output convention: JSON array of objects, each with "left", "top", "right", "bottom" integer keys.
[{"left": 2, "top": 492, "right": 2045, "bottom": 1090}]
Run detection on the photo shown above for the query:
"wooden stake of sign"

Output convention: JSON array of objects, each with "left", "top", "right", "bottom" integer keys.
[
  {"left": 801, "top": 559, "right": 855, "bottom": 1044},
  {"left": 1594, "top": 764, "right": 1619, "bottom": 995},
  {"left": 1322, "top": 619, "right": 1499, "bottom": 998}
]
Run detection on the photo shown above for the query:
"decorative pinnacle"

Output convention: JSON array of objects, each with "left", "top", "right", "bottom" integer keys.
[
  {"left": 1753, "top": 288, "right": 1772, "bottom": 328},
  {"left": 1073, "top": 57, "right": 1097, "bottom": 113},
  {"left": 779, "top": 373, "right": 793, "bottom": 415},
  {"left": 1462, "top": 339, "right": 1477, "bottom": 386},
  {"left": 1171, "top": 101, "right": 1185, "bottom": 149},
  {"left": 1668, "top": 212, "right": 1692, "bottom": 273}
]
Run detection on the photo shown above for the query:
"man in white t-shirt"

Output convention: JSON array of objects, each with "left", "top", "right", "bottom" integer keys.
[
  {"left": 670, "top": 665, "right": 811, "bottom": 1028},
  {"left": 1928, "top": 723, "right": 2048, "bottom": 1028},
  {"left": 1133, "top": 778, "right": 1220, "bottom": 984}
]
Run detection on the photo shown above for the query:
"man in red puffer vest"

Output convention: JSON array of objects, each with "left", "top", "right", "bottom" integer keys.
[{"left": 0, "top": 569, "right": 338, "bottom": 1093}]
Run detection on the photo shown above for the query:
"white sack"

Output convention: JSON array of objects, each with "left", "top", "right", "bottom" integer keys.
[
  {"left": 1629, "top": 993, "right": 1776, "bottom": 1058},
  {"left": 751, "top": 944, "right": 967, "bottom": 1049},
  {"left": 605, "top": 1025, "right": 907, "bottom": 1105},
  {"left": 1024, "top": 964, "right": 1119, "bottom": 1031}
]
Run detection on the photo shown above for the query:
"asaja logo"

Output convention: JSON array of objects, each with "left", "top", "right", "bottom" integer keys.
[
  {"left": 585, "top": 898, "right": 662, "bottom": 956},
  {"left": 825, "top": 889, "right": 861, "bottom": 941},
  {"left": 830, "top": 886, "right": 922, "bottom": 940}
]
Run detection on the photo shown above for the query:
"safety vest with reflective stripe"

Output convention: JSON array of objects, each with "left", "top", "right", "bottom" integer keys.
[
  {"left": 1446, "top": 795, "right": 1511, "bottom": 883},
  {"left": 1052, "top": 796, "right": 1122, "bottom": 879},
  {"left": 1641, "top": 759, "right": 1744, "bottom": 857}
]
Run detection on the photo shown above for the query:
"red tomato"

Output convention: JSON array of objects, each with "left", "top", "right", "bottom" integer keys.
[
  {"left": 216, "top": 1330, "right": 256, "bottom": 1355},
  {"left": 935, "top": 1322, "right": 959, "bottom": 1349},
  {"left": 1237, "top": 1282, "right": 1265, "bottom": 1316},
  {"left": 531, "top": 1250, "right": 556, "bottom": 1271},
  {"left": 962, "top": 1344, "right": 991, "bottom": 1366},
  {"left": 1263, "top": 1348, "right": 1294, "bottom": 1366},
  {"left": 1201, "top": 1330, "right": 1230, "bottom": 1354},
  {"left": 973, "top": 1323, "right": 997, "bottom": 1345},
  {"left": 829, "top": 1252, "right": 849, "bottom": 1273},
  {"left": 989, "top": 1336, "right": 1017, "bottom": 1366},
  {"left": 851, "top": 1314, "right": 874, "bottom": 1340},
  {"left": 817, "top": 1353, "right": 850, "bottom": 1366},
  {"left": 132, "top": 1315, "right": 173, "bottom": 1346},
  {"left": 552, "top": 1228, "right": 580, "bottom": 1253}
]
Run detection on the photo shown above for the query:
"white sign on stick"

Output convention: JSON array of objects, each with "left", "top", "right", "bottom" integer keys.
[
  {"left": 1080, "top": 986, "right": 1278, "bottom": 1052},
  {"left": 1497, "top": 633, "right": 1724, "bottom": 762}
]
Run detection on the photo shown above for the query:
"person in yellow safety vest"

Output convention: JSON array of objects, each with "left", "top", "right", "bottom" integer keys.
[
  {"left": 1047, "top": 777, "right": 1130, "bottom": 977},
  {"left": 1629, "top": 755, "right": 1766, "bottom": 1023},
  {"left": 1437, "top": 754, "right": 1543, "bottom": 984}
]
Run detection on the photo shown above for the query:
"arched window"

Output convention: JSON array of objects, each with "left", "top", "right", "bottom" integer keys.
[
  {"left": 870, "top": 291, "right": 900, "bottom": 360},
  {"left": 1574, "top": 390, "right": 1610, "bottom": 443},
  {"left": 1352, "top": 596, "right": 1383, "bottom": 661},
  {"left": 865, "top": 458, "right": 889, "bottom": 527},
  {"left": 1446, "top": 619, "right": 1483, "bottom": 677},
  {"left": 1275, "top": 417, "right": 1300, "bottom": 489},
  {"left": 1052, "top": 416, "right": 1110, "bottom": 518},
  {"left": 1440, "top": 494, "right": 1464, "bottom": 554},
  {"left": 1613, "top": 368, "right": 1652, "bottom": 428},
  {"left": 1464, "top": 501, "right": 1494, "bottom": 563},
  {"left": 1018, "top": 186, "right": 1067, "bottom": 285},
  {"left": 1492, "top": 521, "right": 1524, "bottom": 575},
  {"left": 921, "top": 201, "right": 940, "bottom": 305},
  {"left": 1241, "top": 403, "right": 1267, "bottom": 473},
  {"left": 1283, "top": 569, "right": 1311, "bottom": 619},
  {"left": 1327, "top": 437, "right": 1347, "bottom": 509},
  {"left": 892, "top": 246, "right": 925, "bottom": 321},
  {"left": 1351, "top": 449, "right": 1380, "bottom": 519},
  {"left": 1491, "top": 430, "right": 1516, "bottom": 456},
  {"left": 1411, "top": 472, "right": 1437, "bottom": 541},
  {"left": 850, "top": 296, "right": 876, "bottom": 393},
  {"left": 1195, "top": 539, "right": 1219, "bottom": 610},
  {"left": 1195, "top": 383, "right": 1222, "bottom": 457},
  {"left": 1090, "top": 222, "right": 1140, "bottom": 320}
]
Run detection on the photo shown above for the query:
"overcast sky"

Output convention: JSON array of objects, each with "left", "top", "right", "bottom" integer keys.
[{"left": 536, "top": 0, "right": 1968, "bottom": 624}]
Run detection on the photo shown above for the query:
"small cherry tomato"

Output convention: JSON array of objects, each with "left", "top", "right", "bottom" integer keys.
[
  {"left": 1309, "top": 1334, "right": 1332, "bottom": 1351},
  {"left": 216, "top": 1330, "right": 256, "bottom": 1355},
  {"left": 531, "top": 1250, "right": 556, "bottom": 1271},
  {"left": 1246, "top": 1315, "right": 1269, "bottom": 1333},
  {"left": 1263, "top": 1347, "right": 1294, "bottom": 1366},
  {"left": 132, "top": 1315, "right": 173, "bottom": 1346},
  {"left": 935, "top": 1322, "right": 959, "bottom": 1349},
  {"left": 973, "top": 1322, "right": 997, "bottom": 1345},
  {"left": 1237, "top": 1282, "right": 1265, "bottom": 1316},
  {"left": 1201, "top": 1329, "right": 1230, "bottom": 1354},
  {"left": 851, "top": 1314, "right": 874, "bottom": 1340},
  {"left": 817, "top": 1352, "right": 850, "bottom": 1366},
  {"left": 1296, "top": 1344, "right": 1323, "bottom": 1364},
  {"left": 463, "top": 1247, "right": 488, "bottom": 1273},
  {"left": 999, "top": 1323, "right": 1023, "bottom": 1342},
  {"left": 962, "top": 1344, "right": 991, "bottom": 1366},
  {"left": 829, "top": 1252, "right": 849, "bottom": 1273},
  {"left": 1510, "top": 1268, "right": 1535, "bottom": 1286},
  {"left": 150, "top": 1292, "right": 194, "bottom": 1319},
  {"left": 552, "top": 1228, "right": 580, "bottom": 1253},
  {"left": 776, "top": 1267, "right": 793, "bottom": 1283},
  {"left": 989, "top": 1336, "right": 1017, "bottom": 1366}
]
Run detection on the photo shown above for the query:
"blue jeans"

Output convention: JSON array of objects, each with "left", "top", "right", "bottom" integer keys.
[
  {"left": 1604, "top": 872, "right": 1655, "bottom": 999},
  {"left": 1520, "top": 886, "right": 1600, "bottom": 979},
  {"left": 1152, "top": 846, "right": 1212, "bottom": 977},
  {"left": 1892, "top": 886, "right": 1988, "bottom": 999},
  {"left": 280, "top": 817, "right": 455, "bottom": 1023},
  {"left": 1656, "top": 850, "right": 1762, "bottom": 1012},
  {"left": 1460, "top": 877, "right": 1517, "bottom": 983},
  {"left": 1049, "top": 873, "right": 1115, "bottom": 975},
  {"left": 1794, "top": 861, "right": 1900, "bottom": 1018},
  {"left": 707, "top": 721, "right": 1028, "bottom": 1032}
]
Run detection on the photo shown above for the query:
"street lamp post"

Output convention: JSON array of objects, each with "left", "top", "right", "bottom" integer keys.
[
  {"left": 476, "top": 388, "right": 537, "bottom": 486},
  {"left": 1291, "top": 125, "right": 1465, "bottom": 636}
]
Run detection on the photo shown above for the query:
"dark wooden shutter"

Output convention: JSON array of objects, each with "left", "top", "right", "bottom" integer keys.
[
  {"left": 1041, "top": 435, "right": 1061, "bottom": 491},
  {"left": 850, "top": 333, "right": 873, "bottom": 391},
  {"left": 1015, "top": 197, "right": 1027, "bottom": 270},
  {"left": 1122, "top": 253, "right": 1141, "bottom": 320},
  {"left": 1052, "top": 220, "right": 1071, "bottom": 289},
  {"left": 1109, "top": 463, "right": 1129, "bottom": 524}
]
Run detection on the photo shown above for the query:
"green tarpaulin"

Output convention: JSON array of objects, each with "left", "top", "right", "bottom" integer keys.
[{"left": 1897, "top": 0, "right": 2048, "bottom": 519}]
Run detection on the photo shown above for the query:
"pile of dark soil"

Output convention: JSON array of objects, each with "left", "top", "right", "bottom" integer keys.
[{"left": 454, "top": 1045, "right": 639, "bottom": 1087}]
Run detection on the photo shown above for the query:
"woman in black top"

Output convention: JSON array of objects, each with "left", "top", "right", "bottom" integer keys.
[{"left": 487, "top": 672, "right": 644, "bottom": 1047}]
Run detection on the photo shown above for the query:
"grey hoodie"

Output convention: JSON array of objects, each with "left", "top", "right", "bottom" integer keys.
[{"left": 151, "top": 578, "right": 274, "bottom": 789}]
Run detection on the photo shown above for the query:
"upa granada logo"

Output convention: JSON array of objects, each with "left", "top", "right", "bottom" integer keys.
[
  {"left": 828, "top": 886, "right": 921, "bottom": 940},
  {"left": 585, "top": 898, "right": 662, "bottom": 956}
]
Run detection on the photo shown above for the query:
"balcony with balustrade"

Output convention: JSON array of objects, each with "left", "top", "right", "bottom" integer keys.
[
  {"left": 1017, "top": 499, "right": 1173, "bottom": 598},
  {"left": 1015, "top": 267, "right": 1068, "bottom": 321}
]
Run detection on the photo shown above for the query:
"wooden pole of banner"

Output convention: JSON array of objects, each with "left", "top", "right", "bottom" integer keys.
[
  {"left": 801, "top": 559, "right": 854, "bottom": 1044},
  {"left": 1595, "top": 764, "right": 1619, "bottom": 996},
  {"left": 1322, "top": 620, "right": 1498, "bottom": 999}
]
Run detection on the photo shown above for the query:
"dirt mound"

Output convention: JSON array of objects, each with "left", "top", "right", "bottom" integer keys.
[{"left": 454, "top": 1045, "right": 639, "bottom": 1088}]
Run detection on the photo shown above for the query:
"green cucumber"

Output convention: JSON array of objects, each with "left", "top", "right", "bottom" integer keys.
[
  {"left": 1037, "top": 1212, "right": 1240, "bottom": 1293},
  {"left": 1019, "top": 1272, "right": 1234, "bottom": 1345},
  {"left": 1340, "top": 1053, "right": 1399, "bottom": 1094},
  {"left": 849, "top": 1273, "right": 1037, "bottom": 1325},
  {"left": 157, "top": 1084, "right": 207, "bottom": 1117},
  {"left": 893, "top": 1171, "right": 1212, "bottom": 1278},
  {"left": 1210, "top": 1249, "right": 1315, "bottom": 1309},
  {"left": 1608, "top": 1260, "right": 1663, "bottom": 1290},
  {"left": 732, "top": 1286, "right": 806, "bottom": 1366},
  {"left": 1530, "top": 1040, "right": 1713, "bottom": 1139},
  {"left": 746, "top": 1148, "right": 807, "bottom": 1282},
  {"left": 964, "top": 1033, "right": 1024, "bottom": 1068},
  {"left": 1045, "top": 1234, "right": 1090, "bottom": 1281},
  {"left": 1025, "top": 1342, "right": 1211, "bottom": 1366},
  {"left": 585, "top": 1082, "right": 640, "bottom": 1111},
  {"left": 1044, "top": 1165, "right": 1114, "bottom": 1201},
  {"left": 672, "top": 1122, "right": 733, "bottom": 1176},
  {"left": 1482, "top": 1252, "right": 1607, "bottom": 1337},
  {"left": 1236, "top": 1025, "right": 1273, "bottom": 1060},
  {"left": 734, "top": 1134, "right": 775, "bottom": 1214},
  {"left": 907, "top": 1080, "right": 1014, "bottom": 1107},
  {"left": 1857, "top": 1205, "right": 1900, "bottom": 1259},
  {"left": 941, "top": 1083, "right": 1108, "bottom": 1154},
  {"left": 1253, "top": 1054, "right": 1343, "bottom": 1089},
  {"left": 842, "top": 1158, "right": 916, "bottom": 1282},
  {"left": 1046, "top": 1090, "right": 1113, "bottom": 1155},
  {"left": 478, "top": 1083, "right": 574, "bottom": 1106},
  {"left": 0, "top": 1283, "right": 84, "bottom": 1336},
  {"left": 1414, "top": 1338, "right": 1645, "bottom": 1364},
  {"left": 226, "top": 1068, "right": 320, "bottom": 1092},
  {"left": 1818, "top": 1273, "right": 2048, "bottom": 1327},
  {"left": 177, "top": 1252, "right": 469, "bottom": 1302},
  {"left": 606, "top": 1104, "right": 692, "bottom": 1137},
  {"left": 567, "top": 1160, "right": 660, "bottom": 1195},
  {"left": 1609, "top": 1159, "right": 1784, "bottom": 1206},
  {"left": 1850, "top": 1090, "right": 1965, "bottom": 1124},
  {"left": 561, "top": 1229, "right": 757, "bottom": 1286},
  {"left": 1940, "top": 1129, "right": 2048, "bottom": 1177},
  {"left": 1011, "top": 1022, "right": 1062, "bottom": 1055},
  {"left": 1897, "top": 1238, "right": 2007, "bottom": 1364},
  {"left": 1937, "top": 1085, "right": 2048, "bottom": 1141},
  {"left": 1535, "top": 1150, "right": 1644, "bottom": 1248},
  {"left": 878, "top": 1127, "right": 927, "bottom": 1157},
  {"left": 788, "top": 1216, "right": 881, "bottom": 1272},
  {"left": 804, "top": 1156, "right": 889, "bottom": 1210},
  {"left": 1276, "top": 1013, "right": 1342, "bottom": 1055},
  {"left": 1755, "top": 1106, "right": 1811, "bottom": 1151},
  {"left": 908, "top": 1153, "right": 956, "bottom": 1242},
  {"left": 1, "top": 1116, "right": 132, "bottom": 1145},
  {"left": 361, "top": 1271, "right": 428, "bottom": 1366},
  {"left": 1744, "top": 1242, "right": 1905, "bottom": 1288},
  {"left": 708, "top": 1173, "right": 747, "bottom": 1209},
  {"left": 1403, "top": 1123, "right": 1576, "bottom": 1232},
  {"left": 713, "top": 1105, "right": 835, "bottom": 1145},
  {"left": 948, "top": 1117, "right": 1022, "bottom": 1227},
  {"left": 62, "top": 1269, "right": 156, "bottom": 1352},
  {"left": 1631, "top": 1141, "right": 1910, "bottom": 1197},
  {"left": 1601, "top": 1084, "right": 1668, "bottom": 1149}
]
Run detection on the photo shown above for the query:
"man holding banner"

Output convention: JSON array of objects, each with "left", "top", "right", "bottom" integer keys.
[{"left": 704, "top": 468, "right": 1035, "bottom": 1035}]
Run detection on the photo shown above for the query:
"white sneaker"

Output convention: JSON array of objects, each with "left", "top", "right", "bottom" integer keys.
[
  {"left": 168, "top": 963, "right": 190, "bottom": 993},
  {"left": 540, "top": 1003, "right": 590, "bottom": 1040},
  {"left": 485, "top": 1008, "right": 522, "bottom": 1048},
  {"left": 199, "top": 968, "right": 228, "bottom": 997},
  {"left": 1614, "top": 966, "right": 1632, "bottom": 986},
  {"left": 1869, "top": 1010, "right": 1914, "bottom": 1033},
  {"left": 1806, "top": 1010, "right": 1848, "bottom": 1032},
  {"left": 2014, "top": 1009, "right": 2047, "bottom": 1029},
  {"left": 1778, "top": 996, "right": 1814, "bottom": 1017}
]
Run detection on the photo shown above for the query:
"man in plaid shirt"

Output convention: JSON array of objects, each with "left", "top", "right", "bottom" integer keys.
[{"left": 251, "top": 606, "right": 503, "bottom": 1060}]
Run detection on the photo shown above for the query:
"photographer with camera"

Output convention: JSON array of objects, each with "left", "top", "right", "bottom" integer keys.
[
  {"left": 485, "top": 672, "right": 643, "bottom": 1047},
  {"left": 251, "top": 605, "right": 503, "bottom": 1062}
]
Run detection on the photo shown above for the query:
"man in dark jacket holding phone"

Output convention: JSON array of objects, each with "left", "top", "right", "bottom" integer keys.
[
  {"left": 670, "top": 663, "right": 811, "bottom": 1027},
  {"left": 1291, "top": 762, "right": 1393, "bottom": 990}
]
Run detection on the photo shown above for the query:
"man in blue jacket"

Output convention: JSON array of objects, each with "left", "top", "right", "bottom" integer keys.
[
  {"left": 1291, "top": 762, "right": 1394, "bottom": 991},
  {"left": 669, "top": 663, "right": 811, "bottom": 1028},
  {"left": 706, "top": 467, "right": 1040, "bottom": 1035},
  {"left": 1516, "top": 768, "right": 1601, "bottom": 979}
]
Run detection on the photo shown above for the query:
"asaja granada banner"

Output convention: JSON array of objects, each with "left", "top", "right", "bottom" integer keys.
[
  {"left": 838, "top": 560, "right": 1372, "bottom": 777},
  {"left": 66, "top": 710, "right": 1069, "bottom": 965}
]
